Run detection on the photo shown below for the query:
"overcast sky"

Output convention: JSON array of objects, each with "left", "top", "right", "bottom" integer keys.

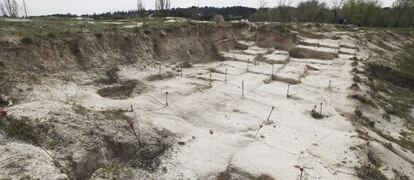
[{"left": 26, "top": 0, "right": 395, "bottom": 16}]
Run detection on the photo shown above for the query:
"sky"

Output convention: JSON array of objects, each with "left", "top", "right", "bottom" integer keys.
[{"left": 26, "top": 0, "right": 395, "bottom": 16}]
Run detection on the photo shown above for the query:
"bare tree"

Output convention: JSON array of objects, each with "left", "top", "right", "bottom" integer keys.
[
  {"left": 276, "top": 0, "right": 293, "bottom": 22},
  {"left": 22, "top": 0, "right": 27, "bottom": 18},
  {"left": 0, "top": 0, "right": 19, "bottom": 17},
  {"left": 258, "top": 0, "right": 267, "bottom": 8},
  {"left": 137, "top": 0, "right": 145, "bottom": 17},
  {"left": 331, "top": 0, "right": 344, "bottom": 23},
  {"left": 155, "top": 0, "right": 171, "bottom": 16},
  {"left": 155, "top": 0, "right": 171, "bottom": 11}
]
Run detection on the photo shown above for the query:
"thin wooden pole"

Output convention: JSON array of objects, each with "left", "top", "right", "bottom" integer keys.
[
  {"left": 266, "top": 107, "right": 275, "bottom": 121},
  {"left": 242, "top": 81, "right": 245, "bottom": 97},
  {"left": 166, "top": 92, "right": 169, "bottom": 106},
  {"left": 225, "top": 69, "right": 228, "bottom": 82}
]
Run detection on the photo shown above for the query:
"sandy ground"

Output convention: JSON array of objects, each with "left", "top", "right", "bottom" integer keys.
[{"left": 4, "top": 35, "right": 373, "bottom": 179}]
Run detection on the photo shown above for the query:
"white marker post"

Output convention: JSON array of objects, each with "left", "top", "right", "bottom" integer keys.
[{"left": 271, "top": 64, "right": 274, "bottom": 77}]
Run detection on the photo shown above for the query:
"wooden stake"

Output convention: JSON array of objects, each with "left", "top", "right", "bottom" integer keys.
[
  {"left": 287, "top": 84, "right": 290, "bottom": 97},
  {"left": 180, "top": 66, "right": 183, "bottom": 78},
  {"left": 130, "top": 105, "right": 134, "bottom": 112},
  {"left": 329, "top": 80, "right": 332, "bottom": 89},
  {"left": 165, "top": 92, "right": 169, "bottom": 106},
  {"left": 272, "top": 64, "right": 274, "bottom": 76},
  {"left": 266, "top": 107, "right": 275, "bottom": 122},
  {"left": 247, "top": 59, "right": 250, "bottom": 72},
  {"left": 242, "top": 81, "right": 245, "bottom": 97},
  {"left": 225, "top": 69, "right": 228, "bottom": 82},
  {"left": 299, "top": 167, "right": 304, "bottom": 180},
  {"left": 320, "top": 102, "right": 323, "bottom": 114}
]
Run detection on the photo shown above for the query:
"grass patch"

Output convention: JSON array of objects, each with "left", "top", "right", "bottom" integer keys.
[
  {"left": 398, "top": 43, "right": 414, "bottom": 79},
  {"left": 349, "top": 94, "right": 378, "bottom": 108},
  {"left": 100, "top": 109, "right": 130, "bottom": 122},
  {"left": 355, "top": 165, "right": 387, "bottom": 180},
  {"left": 20, "top": 36, "right": 33, "bottom": 44},
  {"left": 72, "top": 103, "right": 90, "bottom": 116}
]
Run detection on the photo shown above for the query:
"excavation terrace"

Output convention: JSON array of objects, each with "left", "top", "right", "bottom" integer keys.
[{"left": 0, "top": 18, "right": 413, "bottom": 180}]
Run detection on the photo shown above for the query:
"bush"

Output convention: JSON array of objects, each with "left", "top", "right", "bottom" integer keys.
[
  {"left": 47, "top": 32, "right": 57, "bottom": 39},
  {"left": 21, "top": 37, "right": 33, "bottom": 44},
  {"left": 95, "top": 32, "right": 104, "bottom": 39},
  {"left": 180, "top": 61, "right": 192, "bottom": 68}
]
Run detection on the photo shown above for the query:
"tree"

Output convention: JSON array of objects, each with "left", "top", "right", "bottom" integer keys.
[
  {"left": 137, "top": 0, "right": 145, "bottom": 17},
  {"left": 341, "top": 0, "right": 382, "bottom": 26},
  {"left": 155, "top": 0, "right": 171, "bottom": 16},
  {"left": 155, "top": 0, "right": 171, "bottom": 11},
  {"left": 297, "top": 0, "right": 329, "bottom": 22},
  {"left": 392, "top": 0, "right": 414, "bottom": 27},
  {"left": 22, "top": 0, "right": 27, "bottom": 18},
  {"left": 276, "top": 0, "right": 293, "bottom": 22},
  {"left": 258, "top": 0, "right": 267, "bottom": 8},
  {"left": 331, "top": 0, "right": 345, "bottom": 23},
  {"left": 0, "top": 0, "right": 19, "bottom": 17}
]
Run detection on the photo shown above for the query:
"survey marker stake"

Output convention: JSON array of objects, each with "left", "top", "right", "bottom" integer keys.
[
  {"left": 225, "top": 69, "right": 228, "bottom": 82},
  {"left": 254, "top": 124, "right": 264, "bottom": 139},
  {"left": 247, "top": 59, "right": 250, "bottom": 72},
  {"left": 266, "top": 106, "right": 275, "bottom": 122},
  {"left": 165, "top": 92, "right": 169, "bottom": 106},
  {"left": 287, "top": 84, "right": 291, "bottom": 98},
  {"left": 242, "top": 81, "right": 245, "bottom": 97},
  {"left": 320, "top": 102, "right": 323, "bottom": 114}
]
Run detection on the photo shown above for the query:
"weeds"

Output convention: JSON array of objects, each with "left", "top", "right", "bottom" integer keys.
[
  {"left": 20, "top": 36, "right": 33, "bottom": 44},
  {"left": 355, "top": 165, "right": 387, "bottom": 180}
]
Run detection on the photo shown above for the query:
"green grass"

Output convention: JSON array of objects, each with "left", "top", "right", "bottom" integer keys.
[{"left": 398, "top": 43, "right": 414, "bottom": 79}]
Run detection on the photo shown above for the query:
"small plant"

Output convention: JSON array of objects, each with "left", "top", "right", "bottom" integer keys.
[
  {"left": 47, "top": 32, "right": 57, "bottom": 39},
  {"left": 21, "top": 37, "right": 33, "bottom": 44},
  {"left": 95, "top": 32, "right": 104, "bottom": 39},
  {"left": 310, "top": 105, "right": 324, "bottom": 119}
]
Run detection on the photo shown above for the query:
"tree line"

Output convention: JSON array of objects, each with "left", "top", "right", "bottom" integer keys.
[
  {"left": 1, "top": 0, "right": 413, "bottom": 28},
  {"left": 87, "top": 0, "right": 414, "bottom": 28}
]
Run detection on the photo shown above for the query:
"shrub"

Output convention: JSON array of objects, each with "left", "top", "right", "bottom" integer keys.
[
  {"left": 95, "top": 32, "right": 104, "bottom": 39},
  {"left": 311, "top": 111, "right": 324, "bottom": 119},
  {"left": 21, "top": 37, "right": 33, "bottom": 44},
  {"left": 47, "top": 32, "right": 57, "bottom": 39},
  {"left": 180, "top": 61, "right": 192, "bottom": 68}
]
